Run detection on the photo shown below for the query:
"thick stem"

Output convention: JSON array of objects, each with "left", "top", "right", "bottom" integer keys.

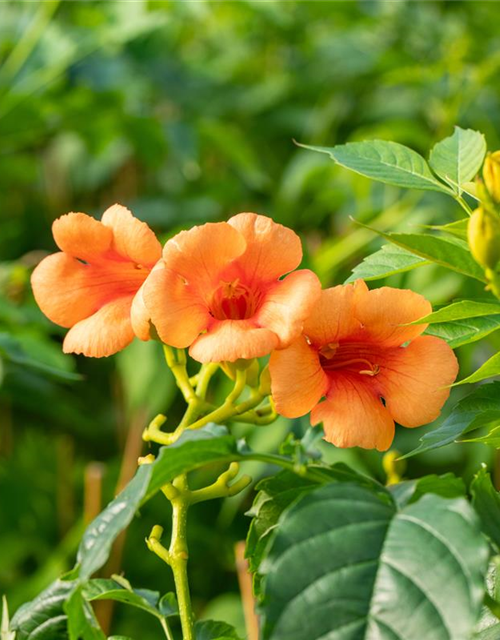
[{"left": 170, "top": 498, "right": 195, "bottom": 640}]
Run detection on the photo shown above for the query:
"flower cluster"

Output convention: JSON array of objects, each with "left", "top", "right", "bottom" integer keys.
[{"left": 32, "top": 205, "right": 458, "bottom": 450}]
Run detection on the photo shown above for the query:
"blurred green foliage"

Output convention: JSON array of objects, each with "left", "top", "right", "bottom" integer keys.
[{"left": 2, "top": 1, "right": 500, "bottom": 637}]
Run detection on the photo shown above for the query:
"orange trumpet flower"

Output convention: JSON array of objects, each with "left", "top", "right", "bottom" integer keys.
[
  {"left": 143, "top": 213, "right": 321, "bottom": 362},
  {"left": 269, "top": 280, "right": 459, "bottom": 451},
  {"left": 31, "top": 204, "right": 161, "bottom": 357}
]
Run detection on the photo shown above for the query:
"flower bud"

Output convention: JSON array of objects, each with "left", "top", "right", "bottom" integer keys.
[
  {"left": 483, "top": 151, "right": 500, "bottom": 204},
  {"left": 468, "top": 207, "right": 500, "bottom": 270}
]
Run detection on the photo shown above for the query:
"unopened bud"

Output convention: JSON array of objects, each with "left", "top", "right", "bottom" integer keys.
[
  {"left": 483, "top": 151, "right": 500, "bottom": 204},
  {"left": 468, "top": 207, "right": 500, "bottom": 270}
]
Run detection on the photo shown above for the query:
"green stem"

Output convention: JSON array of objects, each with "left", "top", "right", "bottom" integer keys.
[{"left": 170, "top": 498, "right": 195, "bottom": 640}]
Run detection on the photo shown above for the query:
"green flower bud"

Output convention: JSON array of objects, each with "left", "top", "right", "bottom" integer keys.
[
  {"left": 483, "top": 151, "right": 500, "bottom": 204},
  {"left": 468, "top": 207, "right": 500, "bottom": 270}
]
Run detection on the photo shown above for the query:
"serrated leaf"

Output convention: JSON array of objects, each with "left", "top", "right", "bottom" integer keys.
[
  {"left": 345, "top": 244, "right": 428, "bottom": 283},
  {"left": 10, "top": 579, "right": 75, "bottom": 640},
  {"left": 471, "top": 467, "right": 500, "bottom": 551},
  {"left": 429, "top": 126, "right": 486, "bottom": 191},
  {"left": 454, "top": 352, "right": 500, "bottom": 386},
  {"left": 425, "top": 315, "right": 500, "bottom": 348},
  {"left": 260, "top": 483, "right": 488, "bottom": 640},
  {"left": 389, "top": 473, "right": 465, "bottom": 508},
  {"left": 362, "top": 227, "right": 486, "bottom": 282},
  {"left": 299, "top": 140, "right": 452, "bottom": 193},
  {"left": 414, "top": 300, "right": 500, "bottom": 325},
  {"left": 403, "top": 382, "right": 500, "bottom": 458},
  {"left": 426, "top": 218, "right": 469, "bottom": 240}
]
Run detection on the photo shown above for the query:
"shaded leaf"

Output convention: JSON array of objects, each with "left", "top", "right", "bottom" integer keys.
[
  {"left": 425, "top": 315, "right": 500, "bottom": 348},
  {"left": 403, "top": 383, "right": 500, "bottom": 458},
  {"left": 83, "top": 579, "right": 163, "bottom": 620},
  {"left": 195, "top": 620, "right": 242, "bottom": 640},
  {"left": 11, "top": 579, "right": 75, "bottom": 640},
  {"left": 389, "top": 473, "right": 466, "bottom": 508},
  {"left": 65, "top": 587, "right": 105, "bottom": 640},
  {"left": 260, "top": 483, "right": 488, "bottom": 640},
  {"left": 471, "top": 467, "right": 500, "bottom": 551}
]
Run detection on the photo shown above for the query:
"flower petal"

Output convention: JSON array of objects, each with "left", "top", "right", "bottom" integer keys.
[
  {"left": 255, "top": 269, "right": 321, "bottom": 348},
  {"left": 354, "top": 284, "right": 432, "bottom": 347},
  {"left": 162, "top": 222, "right": 246, "bottom": 293},
  {"left": 228, "top": 212, "right": 302, "bottom": 282},
  {"left": 189, "top": 320, "right": 279, "bottom": 363},
  {"left": 130, "top": 281, "right": 152, "bottom": 341},
  {"left": 31, "top": 253, "right": 103, "bottom": 327},
  {"left": 377, "top": 335, "right": 459, "bottom": 428},
  {"left": 63, "top": 297, "right": 135, "bottom": 357},
  {"left": 270, "top": 336, "right": 328, "bottom": 418},
  {"left": 311, "top": 374, "right": 395, "bottom": 451},
  {"left": 144, "top": 265, "right": 210, "bottom": 348},
  {"left": 53, "top": 212, "right": 112, "bottom": 262},
  {"left": 303, "top": 282, "right": 364, "bottom": 346},
  {"left": 101, "top": 204, "right": 161, "bottom": 266}
]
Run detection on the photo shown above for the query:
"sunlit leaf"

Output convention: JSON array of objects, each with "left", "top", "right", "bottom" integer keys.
[
  {"left": 345, "top": 244, "right": 428, "bottom": 283},
  {"left": 414, "top": 300, "right": 500, "bottom": 325},
  {"left": 389, "top": 473, "right": 465, "bottom": 508},
  {"left": 454, "top": 352, "right": 500, "bottom": 386},
  {"left": 425, "top": 315, "right": 500, "bottom": 348},
  {"left": 298, "top": 140, "right": 452, "bottom": 193},
  {"left": 429, "top": 127, "right": 486, "bottom": 191}
]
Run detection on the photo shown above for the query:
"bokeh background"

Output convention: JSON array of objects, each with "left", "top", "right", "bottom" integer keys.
[{"left": 1, "top": 1, "right": 500, "bottom": 638}]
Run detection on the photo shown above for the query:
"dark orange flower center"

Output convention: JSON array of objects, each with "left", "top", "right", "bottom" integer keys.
[
  {"left": 210, "top": 279, "right": 261, "bottom": 321},
  {"left": 319, "top": 342, "right": 380, "bottom": 377}
]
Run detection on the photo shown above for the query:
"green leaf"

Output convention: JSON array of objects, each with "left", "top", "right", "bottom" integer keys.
[
  {"left": 455, "top": 352, "right": 500, "bottom": 386},
  {"left": 108, "top": 637, "right": 135, "bottom": 640},
  {"left": 11, "top": 578, "right": 75, "bottom": 640},
  {"left": 403, "top": 383, "right": 500, "bottom": 458},
  {"left": 427, "top": 218, "right": 469, "bottom": 240},
  {"left": 475, "top": 624, "right": 500, "bottom": 639},
  {"left": 77, "top": 464, "right": 153, "bottom": 580},
  {"left": 1, "top": 597, "right": 15, "bottom": 640},
  {"left": 195, "top": 620, "right": 242, "bottom": 640},
  {"left": 415, "top": 300, "right": 500, "bottom": 325},
  {"left": 260, "top": 483, "right": 488, "bottom": 640},
  {"left": 389, "top": 473, "right": 466, "bottom": 508},
  {"left": 415, "top": 300, "right": 500, "bottom": 348},
  {"left": 429, "top": 127, "right": 486, "bottom": 191},
  {"left": 345, "top": 244, "right": 428, "bottom": 283},
  {"left": 471, "top": 467, "right": 500, "bottom": 550},
  {"left": 425, "top": 315, "right": 500, "bottom": 348},
  {"left": 158, "top": 593, "right": 178, "bottom": 618},
  {"left": 65, "top": 587, "right": 106, "bottom": 640},
  {"left": 360, "top": 227, "right": 486, "bottom": 282},
  {"left": 299, "top": 140, "right": 452, "bottom": 193},
  {"left": 83, "top": 578, "right": 165, "bottom": 620}
]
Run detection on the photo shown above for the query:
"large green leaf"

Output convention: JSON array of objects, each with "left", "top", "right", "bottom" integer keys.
[
  {"left": 259, "top": 483, "right": 488, "bottom": 640},
  {"left": 429, "top": 127, "right": 486, "bottom": 191},
  {"left": 345, "top": 244, "right": 428, "bottom": 283},
  {"left": 403, "top": 383, "right": 500, "bottom": 458},
  {"left": 455, "top": 352, "right": 500, "bottom": 386},
  {"left": 299, "top": 140, "right": 452, "bottom": 193},
  {"left": 10, "top": 579, "right": 75, "bottom": 640},
  {"left": 361, "top": 228, "right": 486, "bottom": 282},
  {"left": 471, "top": 467, "right": 500, "bottom": 551}
]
